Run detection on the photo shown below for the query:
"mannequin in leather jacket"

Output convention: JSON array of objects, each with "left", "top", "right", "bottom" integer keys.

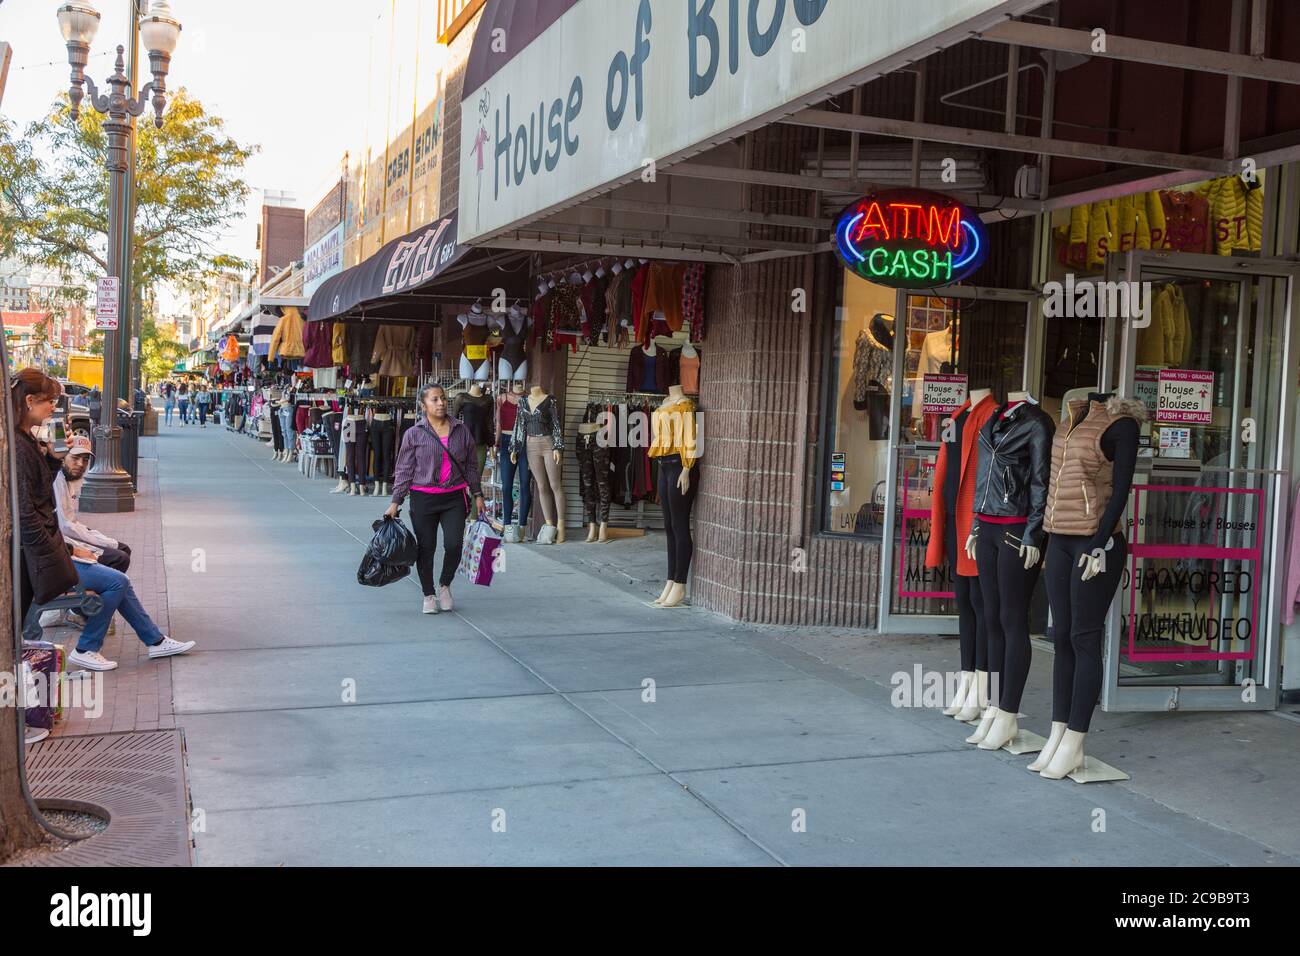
[{"left": 965, "top": 398, "right": 1054, "bottom": 563}]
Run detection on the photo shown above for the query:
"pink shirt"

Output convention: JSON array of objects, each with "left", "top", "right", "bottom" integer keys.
[{"left": 412, "top": 434, "right": 468, "bottom": 495}]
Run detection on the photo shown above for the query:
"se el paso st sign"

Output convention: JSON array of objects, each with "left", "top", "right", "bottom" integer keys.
[{"left": 833, "top": 189, "right": 987, "bottom": 289}]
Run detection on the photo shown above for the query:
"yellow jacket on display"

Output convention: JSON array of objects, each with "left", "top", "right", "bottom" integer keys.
[
  {"left": 268, "top": 307, "right": 305, "bottom": 360},
  {"left": 331, "top": 322, "right": 348, "bottom": 366},
  {"left": 1136, "top": 283, "right": 1191, "bottom": 367}
]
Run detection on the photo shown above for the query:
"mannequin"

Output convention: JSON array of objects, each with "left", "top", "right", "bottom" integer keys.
[
  {"left": 453, "top": 383, "right": 493, "bottom": 476},
  {"left": 370, "top": 407, "right": 395, "bottom": 497},
  {"left": 512, "top": 385, "right": 565, "bottom": 544},
  {"left": 679, "top": 341, "right": 700, "bottom": 396},
  {"left": 925, "top": 388, "right": 996, "bottom": 720},
  {"left": 459, "top": 303, "right": 492, "bottom": 382},
  {"left": 344, "top": 407, "right": 368, "bottom": 496},
  {"left": 577, "top": 415, "right": 609, "bottom": 543},
  {"left": 276, "top": 396, "right": 296, "bottom": 463},
  {"left": 964, "top": 391, "right": 1053, "bottom": 749},
  {"left": 498, "top": 382, "right": 529, "bottom": 541},
  {"left": 1032, "top": 392, "right": 1142, "bottom": 778},
  {"left": 913, "top": 321, "right": 956, "bottom": 425},
  {"left": 494, "top": 304, "right": 529, "bottom": 381},
  {"left": 649, "top": 385, "right": 700, "bottom": 608}
]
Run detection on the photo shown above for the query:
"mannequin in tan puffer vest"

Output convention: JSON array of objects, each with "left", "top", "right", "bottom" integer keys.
[{"left": 1031, "top": 393, "right": 1144, "bottom": 782}]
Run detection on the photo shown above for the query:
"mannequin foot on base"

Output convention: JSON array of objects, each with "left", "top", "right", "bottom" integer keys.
[
  {"left": 586, "top": 523, "right": 597, "bottom": 543},
  {"left": 965, "top": 708, "right": 997, "bottom": 744},
  {"left": 977, "top": 709, "right": 1020, "bottom": 750},
  {"left": 955, "top": 670, "right": 988, "bottom": 721},
  {"left": 348, "top": 483, "right": 358, "bottom": 496},
  {"left": 653, "top": 581, "right": 674, "bottom": 605},
  {"left": 943, "top": 671, "right": 974, "bottom": 716},
  {"left": 1040, "top": 729, "right": 1086, "bottom": 779},
  {"left": 1027, "top": 721, "right": 1068, "bottom": 772},
  {"left": 556, "top": 523, "right": 566, "bottom": 544},
  {"left": 330, "top": 478, "right": 349, "bottom": 494},
  {"left": 597, "top": 522, "right": 609, "bottom": 543},
  {"left": 659, "top": 582, "right": 687, "bottom": 608}
]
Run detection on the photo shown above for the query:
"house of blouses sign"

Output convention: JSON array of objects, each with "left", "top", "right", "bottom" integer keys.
[{"left": 457, "top": 0, "right": 1019, "bottom": 244}]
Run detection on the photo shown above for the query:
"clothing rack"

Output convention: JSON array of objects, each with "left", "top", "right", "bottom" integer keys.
[{"left": 588, "top": 389, "right": 667, "bottom": 406}]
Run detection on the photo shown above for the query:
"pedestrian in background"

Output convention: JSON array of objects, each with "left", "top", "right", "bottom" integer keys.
[
  {"left": 177, "top": 382, "right": 189, "bottom": 426},
  {"left": 195, "top": 384, "right": 211, "bottom": 428},
  {"left": 163, "top": 381, "right": 176, "bottom": 426}
]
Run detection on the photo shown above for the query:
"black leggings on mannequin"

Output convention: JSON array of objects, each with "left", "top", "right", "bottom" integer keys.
[
  {"left": 946, "top": 521, "right": 985, "bottom": 673},
  {"left": 1045, "top": 532, "right": 1127, "bottom": 732},
  {"left": 656, "top": 455, "right": 698, "bottom": 584},
  {"left": 975, "top": 520, "right": 1041, "bottom": 713}
]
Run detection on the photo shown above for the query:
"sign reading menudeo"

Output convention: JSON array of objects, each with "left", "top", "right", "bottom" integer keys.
[{"left": 457, "top": 0, "right": 1016, "bottom": 244}]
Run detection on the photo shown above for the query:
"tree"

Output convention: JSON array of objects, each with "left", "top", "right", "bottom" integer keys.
[
  {"left": 139, "top": 316, "right": 185, "bottom": 384},
  {"left": 0, "top": 89, "right": 256, "bottom": 293}
]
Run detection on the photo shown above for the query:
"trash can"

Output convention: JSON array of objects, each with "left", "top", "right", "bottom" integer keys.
[{"left": 118, "top": 408, "right": 142, "bottom": 490}]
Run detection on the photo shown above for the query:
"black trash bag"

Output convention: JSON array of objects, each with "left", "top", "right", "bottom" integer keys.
[
  {"left": 367, "top": 515, "right": 418, "bottom": 567},
  {"left": 357, "top": 551, "right": 412, "bottom": 588}
]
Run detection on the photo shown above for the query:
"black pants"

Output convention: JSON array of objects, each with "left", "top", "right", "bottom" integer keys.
[
  {"left": 346, "top": 419, "right": 370, "bottom": 484},
  {"left": 269, "top": 405, "right": 283, "bottom": 452},
  {"left": 1045, "top": 532, "right": 1127, "bottom": 732},
  {"left": 370, "top": 418, "right": 396, "bottom": 482},
  {"left": 323, "top": 412, "right": 342, "bottom": 458},
  {"left": 975, "top": 520, "right": 1041, "bottom": 713},
  {"left": 656, "top": 455, "right": 698, "bottom": 584},
  {"left": 97, "top": 543, "right": 131, "bottom": 573},
  {"left": 946, "top": 522, "right": 985, "bottom": 673},
  {"left": 410, "top": 489, "right": 467, "bottom": 593}
]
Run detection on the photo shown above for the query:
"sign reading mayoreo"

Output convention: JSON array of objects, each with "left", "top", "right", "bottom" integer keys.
[
  {"left": 833, "top": 189, "right": 988, "bottom": 288},
  {"left": 457, "top": 0, "right": 1014, "bottom": 244}
]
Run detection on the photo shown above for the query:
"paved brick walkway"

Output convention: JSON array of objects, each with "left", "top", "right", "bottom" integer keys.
[{"left": 45, "top": 437, "right": 176, "bottom": 738}]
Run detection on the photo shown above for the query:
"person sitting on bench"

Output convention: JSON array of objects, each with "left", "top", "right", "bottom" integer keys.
[
  {"left": 13, "top": 367, "right": 195, "bottom": 672},
  {"left": 54, "top": 434, "right": 132, "bottom": 572}
]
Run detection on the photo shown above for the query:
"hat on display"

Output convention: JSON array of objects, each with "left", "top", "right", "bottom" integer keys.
[{"left": 68, "top": 434, "right": 94, "bottom": 458}]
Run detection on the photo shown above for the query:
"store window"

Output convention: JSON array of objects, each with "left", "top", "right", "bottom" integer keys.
[{"left": 821, "top": 270, "right": 897, "bottom": 538}]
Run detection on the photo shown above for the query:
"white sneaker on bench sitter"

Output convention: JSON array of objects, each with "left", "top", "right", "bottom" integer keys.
[
  {"left": 148, "top": 636, "right": 196, "bottom": 659},
  {"left": 68, "top": 649, "right": 117, "bottom": 671}
]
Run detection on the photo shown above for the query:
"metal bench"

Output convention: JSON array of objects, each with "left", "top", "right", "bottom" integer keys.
[{"left": 23, "top": 584, "right": 103, "bottom": 642}]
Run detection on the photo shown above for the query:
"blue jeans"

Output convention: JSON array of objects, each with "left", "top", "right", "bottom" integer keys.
[
  {"left": 498, "top": 432, "right": 531, "bottom": 524},
  {"left": 178, "top": 400, "right": 189, "bottom": 423},
  {"left": 164, "top": 401, "right": 175, "bottom": 425},
  {"left": 74, "top": 561, "right": 164, "bottom": 653},
  {"left": 197, "top": 401, "right": 209, "bottom": 426}
]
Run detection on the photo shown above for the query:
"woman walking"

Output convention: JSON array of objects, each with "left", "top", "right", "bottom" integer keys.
[
  {"left": 12, "top": 367, "right": 194, "bottom": 671},
  {"left": 163, "top": 381, "right": 176, "bottom": 426},
  {"left": 177, "top": 382, "right": 190, "bottom": 426},
  {"left": 384, "top": 384, "right": 484, "bottom": 615},
  {"left": 195, "top": 384, "right": 212, "bottom": 428}
]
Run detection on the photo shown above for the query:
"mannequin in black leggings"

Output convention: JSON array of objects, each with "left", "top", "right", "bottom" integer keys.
[
  {"left": 974, "top": 519, "right": 1041, "bottom": 725},
  {"left": 1035, "top": 400, "right": 1140, "bottom": 778}
]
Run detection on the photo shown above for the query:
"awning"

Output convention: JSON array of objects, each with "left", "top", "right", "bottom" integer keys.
[
  {"left": 309, "top": 212, "right": 463, "bottom": 322},
  {"left": 306, "top": 209, "right": 532, "bottom": 323}
]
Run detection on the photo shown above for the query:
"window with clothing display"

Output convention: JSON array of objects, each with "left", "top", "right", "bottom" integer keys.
[{"left": 821, "top": 270, "right": 896, "bottom": 538}]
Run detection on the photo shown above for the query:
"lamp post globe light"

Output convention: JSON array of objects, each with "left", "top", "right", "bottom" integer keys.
[{"left": 56, "top": 0, "right": 181, "bottom": 513}]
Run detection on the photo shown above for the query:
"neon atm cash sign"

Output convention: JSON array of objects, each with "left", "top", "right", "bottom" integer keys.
[{"left": 833, "top": 189, "right": 988, "bottom": 289}]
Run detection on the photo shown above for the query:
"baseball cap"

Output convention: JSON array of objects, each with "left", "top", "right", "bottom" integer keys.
[{"left": 67, "top": 435, "right": 94, "bottom": 458}]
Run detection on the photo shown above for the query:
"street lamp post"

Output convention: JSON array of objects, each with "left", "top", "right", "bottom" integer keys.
[{"left": 57, "top": 0, "right": 180, "bottom": 513}]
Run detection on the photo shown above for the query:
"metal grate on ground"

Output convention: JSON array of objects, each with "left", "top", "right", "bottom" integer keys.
[{"left": 9, "top": 730, "right": 193, "bottom": 866}]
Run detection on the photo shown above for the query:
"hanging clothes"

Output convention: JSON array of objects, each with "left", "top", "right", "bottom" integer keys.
[
  {"left": 682, "top": 263, "right": 706, "bottom": 342},
  {"left": 371, "top": 324, "right": 416, "bottom": 378},
  {"left": 331, "top": 322, "right": 348, "bottom": 366},
  {"left": 302, "top": 318, "right": 335, "bottom": 369},
  {"left": 269, "top": 306, "right": 306, "bottom": 360}
]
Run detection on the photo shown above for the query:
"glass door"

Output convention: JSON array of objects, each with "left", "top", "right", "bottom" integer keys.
[
  {"left": 877, "top": 286, "right": 1040, "bottom": 634},
  {"left": 1103, "top": 250, "right": 1299, "bottom": 712}
]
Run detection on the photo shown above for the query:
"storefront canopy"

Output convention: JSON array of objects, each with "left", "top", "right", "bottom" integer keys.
[{"left": 306, "top": 209, "right": 529, "bottom": 324}]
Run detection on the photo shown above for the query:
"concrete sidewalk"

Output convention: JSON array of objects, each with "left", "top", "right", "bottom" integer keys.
[{"left": 154, "top": 423, "right": 1300, "bottom": 866}]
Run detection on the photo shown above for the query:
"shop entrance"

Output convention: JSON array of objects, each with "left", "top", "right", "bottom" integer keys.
[
  {"left": 876, "top": 285, "right": 1042, "bottom": 635},
  {"left": 1101, "top": 251, "right": 1300, "bottom": 712}
]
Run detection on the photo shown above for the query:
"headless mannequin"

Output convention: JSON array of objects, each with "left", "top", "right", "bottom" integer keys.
[
  {"left": 941, "top": 388, "right": 991, "bottom": 718},
  {"left": 344, "top": 408, "right": 366, "bottom": 496},
  {"left": 370, "top": 409, "right": 393, "bottom": 497},
  {"left": 577, "top": 413, "right": 608, "bottom": 543},
  {"left": 655, "top": 384, "right": 695, "bottom": 608},
  {"left": 1033, "top": 393, "right": 1139, "bottom": 778},
  {"left": 964, "top": 390, "right": 1047, "bottom": 749},
  {"left": 513, "top": 385, "right": 565, "bottom": 543}
]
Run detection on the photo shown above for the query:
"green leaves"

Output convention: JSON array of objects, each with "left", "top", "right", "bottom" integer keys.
[{"left": 0, "top": 89, "right": 256, "bottom": 298}]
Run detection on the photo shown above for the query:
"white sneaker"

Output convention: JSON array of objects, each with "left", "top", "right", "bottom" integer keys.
[
  {"left": 69, "top": 649, "right": 118, "bottom": 671},
  {"left": 25, "top": 727, "right": 49, "bottom": 745},
  {"left": 38, "top": 609, "right": 66, "bottom": 627},
  {"left": 535, "top": 524, "right": 557, "bottom": 545},
  {"left": 148, "top": 636, "right": 196, "bottom": 659},
  {"left": 423, "top": 595, "right": 440, "bottom": 615},
  {"left": 438, "top": 585, "right": 454, "bottom": 612}
]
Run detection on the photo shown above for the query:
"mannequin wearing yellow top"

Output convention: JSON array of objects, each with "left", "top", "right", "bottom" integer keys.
[{"left": 648, "top": 385, "right": 700, "bottom": 608}]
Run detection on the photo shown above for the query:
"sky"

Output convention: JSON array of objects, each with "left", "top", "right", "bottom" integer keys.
[{"left": 1, "top": 0, "right": 390, "bottom": 301}]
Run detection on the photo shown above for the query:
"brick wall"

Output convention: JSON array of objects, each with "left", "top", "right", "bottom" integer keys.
[
  {"left": 692, "top": 256, "right": 881, "bottom": 628},
  {"left": 260, "top": 206, "right": 306, "bottom": 285}
]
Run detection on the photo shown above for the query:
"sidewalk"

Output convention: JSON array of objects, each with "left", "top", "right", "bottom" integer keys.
[{"left": 153, "top": 423, "right": 1299, "bottom": 865}]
